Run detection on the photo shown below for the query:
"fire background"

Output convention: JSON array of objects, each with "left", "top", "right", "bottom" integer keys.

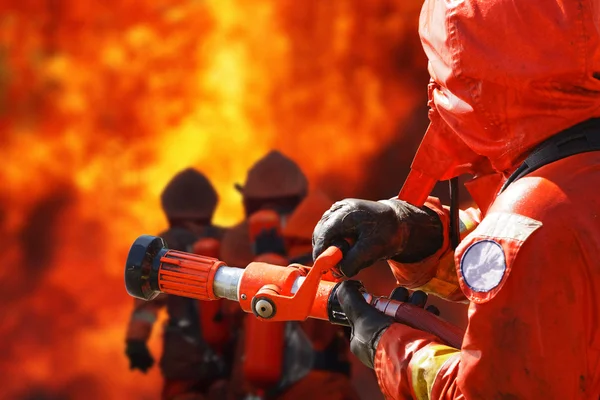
[{"left": 0, "top": 1, "right": 468, "bottom": 399}]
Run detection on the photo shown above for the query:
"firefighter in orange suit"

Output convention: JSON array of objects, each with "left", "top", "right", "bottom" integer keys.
[
  {"left": 221, "top": 150, "right": 309, "bottom": 268},
  {"left": 312, "top": 0, "right": 600, "bottom": 398},
  {"left": 125, "top": 168, "right": 229, "bottom": 400},
  {"left": 221, "top": 151, "right": 359, "bottom": 400}
]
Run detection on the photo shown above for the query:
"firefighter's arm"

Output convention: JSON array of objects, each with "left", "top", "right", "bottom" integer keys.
[
  {"left": 336, "top": 280, "right": 459, "bottom": 399},
  {"left": 125, "top": 294, "right": 167, "bottom": 372},
  {"left": 125, "top": 294, "right": 167, "bottom": 341},
  {"left": 374, "top": 323, "right": 456, "bottom": 400},
  {"left": 388, "top": 197, "right": 481, "bottom": 301}
]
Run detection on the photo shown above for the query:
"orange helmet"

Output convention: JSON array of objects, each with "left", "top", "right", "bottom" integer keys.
[{"left": 160, "top": 168, "right": 218, "bottom": 220}]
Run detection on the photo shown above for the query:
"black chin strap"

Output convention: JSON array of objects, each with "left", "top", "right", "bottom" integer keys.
[
  {"left": 448, "top": 118, "right": 600, "bottom": 250},
  {"left": 449, "top": 177, "right": 460, "bottom": 250}
]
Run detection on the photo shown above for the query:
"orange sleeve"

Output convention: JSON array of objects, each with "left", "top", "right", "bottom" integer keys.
[
  {"left": 388, "top": 197, "right": 481, "bottom": 301},
  {"left": 125, "top": 294, "right": 167, "bottom": 341},
  {"left": 373, "top": 323, "right": 450, "bottom": 399},
  {"left": 374, "top": 210, "right": 595, "bottom": 399}
]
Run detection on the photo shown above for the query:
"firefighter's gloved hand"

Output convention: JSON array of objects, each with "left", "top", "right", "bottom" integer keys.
[
  {"left": 125, "top": 339, "right": 154, "bottom": 373},
  {"left": 336, "top": 280, "right": 394, "bottom": 368},
  {"left": 312, "top": 198, "right": 443, "bottom": 277},
  {"left": 253, "top": 228, "right": 287, "bottom": 256}
]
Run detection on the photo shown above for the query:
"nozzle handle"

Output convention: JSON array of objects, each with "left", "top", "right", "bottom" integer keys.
[
  {"left": 328, "top": 238, "right": 353, "bottom": 278},
  {"left": 330, "top": 238, "right": 351, "bottom": 256}
]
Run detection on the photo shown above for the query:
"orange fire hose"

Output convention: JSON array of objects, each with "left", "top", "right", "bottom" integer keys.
[{"left": 125, "top": 235, "right": 464, "bottom": 349}]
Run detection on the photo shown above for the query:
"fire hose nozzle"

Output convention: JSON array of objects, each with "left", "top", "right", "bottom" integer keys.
[
  {"left": 125, "top": 235, "right": 169, "bottom": 300},
  {"left": 125, "top": 235, "right": 228, "bottom": 301},
  {"left": 124, "top": 237, "right": 465, "bottom": 348}
]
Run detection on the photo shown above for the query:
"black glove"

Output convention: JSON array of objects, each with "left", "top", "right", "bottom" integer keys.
[
  {"left": 125, "top": 339, "right": 154, "bottom": 373},
  {"left": 337, "top": 281, "right": 439, "bottom": 368},
  {"left": 253, "top": 228, "right": 287, "bottom": 256},
  {"left": 312, "top": 198, "right": 443, "bottom": 277},
  {"left": 336, "top": 280, "right": 393, "bottom": 368}
]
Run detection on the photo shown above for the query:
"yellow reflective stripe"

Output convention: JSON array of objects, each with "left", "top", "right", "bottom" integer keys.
[
  {"left": 458, "top": 209, "right": 478, "bottom": 238},
  {"left": 417, "top": 277, "right": 457, "bottom": 298},
  {"left": 417, "top": 211, "right": 479, "bottom": 298},
  {"left": 417, "top": 251, "right": 459, "bottom": 298},
  {"left": 410, "top": 344, "right": 459, "bottom": 400}
]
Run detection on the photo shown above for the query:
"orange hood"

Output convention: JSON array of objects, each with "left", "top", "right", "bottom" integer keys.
[{"left": 400, "top": 0, "right": 600, "bottom": 206}]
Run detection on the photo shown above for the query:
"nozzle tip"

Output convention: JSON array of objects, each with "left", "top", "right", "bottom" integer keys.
[{"left": 125, "top": 235, "right": 168, "bottom": 300}]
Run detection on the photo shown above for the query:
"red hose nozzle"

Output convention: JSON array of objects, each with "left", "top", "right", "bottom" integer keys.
[{"left": 125, "top": 235, "right": 225, "bottom": 301}]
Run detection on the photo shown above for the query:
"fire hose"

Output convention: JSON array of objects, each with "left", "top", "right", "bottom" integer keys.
[{"left": 125, "top": 235, "right": 464, "bottom": 349}]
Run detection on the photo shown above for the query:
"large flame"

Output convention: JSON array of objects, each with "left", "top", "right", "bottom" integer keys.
[{"left": 0, "top": 1, "right": 426, "bottom": 398}]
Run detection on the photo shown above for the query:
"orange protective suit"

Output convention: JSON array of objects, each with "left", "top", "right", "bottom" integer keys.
[{"left": 374, "top": 0, "right": 600, "bottom": 399}]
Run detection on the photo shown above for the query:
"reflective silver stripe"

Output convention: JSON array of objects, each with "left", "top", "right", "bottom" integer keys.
[
  {"left": 132, "top": 310, "right": 157, "bottom": 324},
  {"left": 473, "top": 212, "right": 542, "bottom": 241}
]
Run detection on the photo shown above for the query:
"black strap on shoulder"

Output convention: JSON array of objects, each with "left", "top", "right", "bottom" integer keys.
[
  {"left": 499, "top": 118, "right": 600, "bottom": 194},
  {"left": 448, "top": 177, "right": 460, "bottom": 250}
]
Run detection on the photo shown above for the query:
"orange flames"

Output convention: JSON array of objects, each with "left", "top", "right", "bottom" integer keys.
[{"left": 0, "top": 1, "right": 426, "bottom": 398}]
